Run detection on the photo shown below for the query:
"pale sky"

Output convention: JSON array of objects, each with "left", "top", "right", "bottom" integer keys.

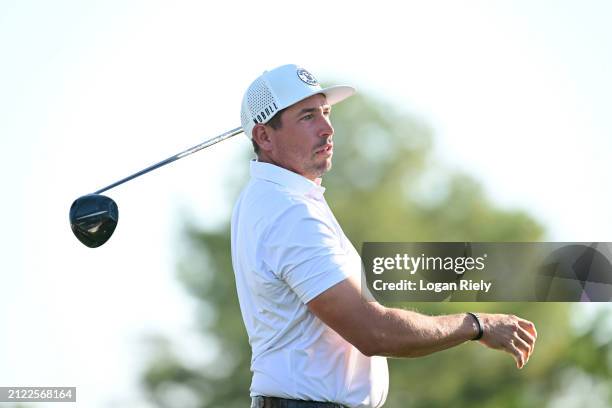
[{"left": 1, "top": 1, "right": 611, "bottom": 407}]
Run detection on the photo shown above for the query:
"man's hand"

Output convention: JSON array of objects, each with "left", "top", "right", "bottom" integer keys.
[{"left": 478, "top": 314, "right": 537, "bottom": 369}]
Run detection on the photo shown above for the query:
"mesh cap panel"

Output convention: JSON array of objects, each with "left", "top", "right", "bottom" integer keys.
[{"left": 241, "top": 77, "right": 279, "bottom": 139}]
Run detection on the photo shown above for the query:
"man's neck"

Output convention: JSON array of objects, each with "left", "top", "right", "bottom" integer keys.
[{"left": 255, "top": 155, "right": 319, "bottom": 182}]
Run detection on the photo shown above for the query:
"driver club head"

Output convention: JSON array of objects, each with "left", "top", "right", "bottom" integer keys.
[{"left": 69, "top": 194, "right": 119, "bottom": 248}]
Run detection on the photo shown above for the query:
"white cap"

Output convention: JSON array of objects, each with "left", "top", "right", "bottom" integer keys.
[{"left": 240, "top": 64, "right": 355, "bottom": 139}]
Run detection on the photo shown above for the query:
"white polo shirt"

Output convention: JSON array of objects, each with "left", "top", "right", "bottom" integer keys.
[{"left": 230, "top": 160, "right": 388, "bottom": 408}]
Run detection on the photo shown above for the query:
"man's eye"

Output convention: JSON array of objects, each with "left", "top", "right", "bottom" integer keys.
[{"left": 302, "top": 114, "right": 313, "bottom": 120}]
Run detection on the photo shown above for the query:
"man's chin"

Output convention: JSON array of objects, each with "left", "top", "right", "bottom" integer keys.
[{"left": 317, "top": 159, "right": 332, "bottom": 177}]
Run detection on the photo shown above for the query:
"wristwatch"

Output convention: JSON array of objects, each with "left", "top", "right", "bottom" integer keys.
[{"left": 467, "top": 312, "right": 484, "bottom": 340}]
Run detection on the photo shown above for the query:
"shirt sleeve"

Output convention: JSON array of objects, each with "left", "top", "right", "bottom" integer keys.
[{"left": 261, "top": 202, "right": 358, "bottom": 304}]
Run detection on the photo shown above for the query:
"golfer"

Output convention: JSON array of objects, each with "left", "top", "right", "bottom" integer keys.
[{"left": 231, "top": 64, "right": 537, "bottom": 408}]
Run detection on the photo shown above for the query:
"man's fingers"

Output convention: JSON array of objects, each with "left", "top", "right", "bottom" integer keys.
[
  {"left": 517, "top": 327, "right": 536, "bottom": 356},
  {"left": 517, "top": 318, "right": 537, "bottom": 356},
  {"left": 512, "top": 333, "right": 532, "bottom": 364},
  {"left": 511, "top": 341, "right": 525, "bottom": 369},
  {"left": 518, "top": 318, "right": 537, "bottom": 338}
]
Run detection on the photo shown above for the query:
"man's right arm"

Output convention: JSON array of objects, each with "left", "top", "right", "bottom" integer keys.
[{"left": 307, "top": 275, "right": 537, "bottom": 369}]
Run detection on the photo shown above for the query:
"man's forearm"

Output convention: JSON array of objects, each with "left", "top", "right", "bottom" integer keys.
[{"left": 367, "top": 306, "right": 478, "bottom": 358}]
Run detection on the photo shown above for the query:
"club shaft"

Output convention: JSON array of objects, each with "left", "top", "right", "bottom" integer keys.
[{"left": 93, "top": 126, "right": 243, "bottom": 195}]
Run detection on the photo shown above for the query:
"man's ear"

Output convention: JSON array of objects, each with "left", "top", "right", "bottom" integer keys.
[{"left": 252, "top": 124, "right": 274, "bottom": 152}]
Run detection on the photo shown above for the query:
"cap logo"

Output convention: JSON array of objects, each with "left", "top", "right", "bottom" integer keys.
[
  {"left": 253, "top": 102, "right": 279, "bottom": 124},
  {"left": 297, "top": 68, "right": 318, "bottom": 86}
]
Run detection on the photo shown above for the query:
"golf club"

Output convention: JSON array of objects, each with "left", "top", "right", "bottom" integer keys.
[{"left": 70, "top": 126, "right": 243, "bottom": 248}]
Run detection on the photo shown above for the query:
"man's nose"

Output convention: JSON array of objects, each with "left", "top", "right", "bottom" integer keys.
[{"left": 318, "top": 116, "right": 334, "bottom": 138}]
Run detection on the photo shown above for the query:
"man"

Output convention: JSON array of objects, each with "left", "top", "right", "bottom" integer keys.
[{"left": 231, "top": 64, "right": 537, "bottom": 408}]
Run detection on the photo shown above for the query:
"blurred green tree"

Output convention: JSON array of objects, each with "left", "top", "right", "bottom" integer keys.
[{"left": 140, "top": 91, "right": 612, "bottom": 407}]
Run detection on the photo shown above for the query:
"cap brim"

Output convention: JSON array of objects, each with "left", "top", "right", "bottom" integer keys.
[{"left": 320, "top": 85, "right": 356, "bottom": 106}]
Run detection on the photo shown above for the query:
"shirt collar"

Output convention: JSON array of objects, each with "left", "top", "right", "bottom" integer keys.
[{"left": 250, "top": 160, "right": 326, "bottom": 198}]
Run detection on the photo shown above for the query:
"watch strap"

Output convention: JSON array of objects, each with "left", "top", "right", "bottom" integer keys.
[{"left": 467, "top": 312, "right": 484, "bottom": 340}]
